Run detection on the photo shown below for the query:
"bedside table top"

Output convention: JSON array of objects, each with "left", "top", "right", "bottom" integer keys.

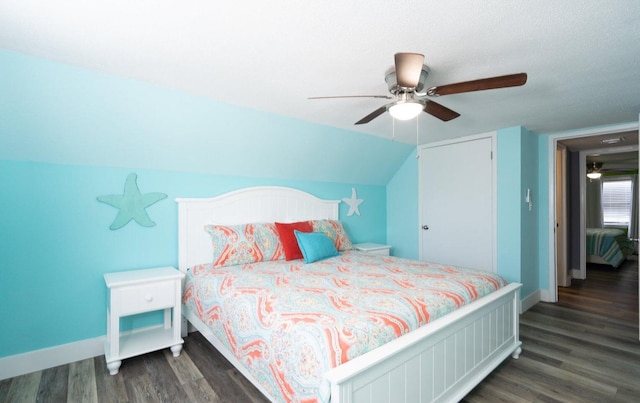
[
  {"left": 353, "top": 243, "right": 391, "bottom": 251},
  {"left": 104, "top": 266, "right": 184, "bottom": 288}
]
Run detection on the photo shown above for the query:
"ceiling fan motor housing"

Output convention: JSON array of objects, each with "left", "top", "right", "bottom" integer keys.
[{"left": 385, "top": 66, "right": 430, "bottom": 94}]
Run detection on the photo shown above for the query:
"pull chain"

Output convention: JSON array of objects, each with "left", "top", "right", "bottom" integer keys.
[
  {"left": 392, "top": 117, "right": 396, "bottom": 141},
  {"left": 415, "top": 116, "right": 420, "bottom": 159}
]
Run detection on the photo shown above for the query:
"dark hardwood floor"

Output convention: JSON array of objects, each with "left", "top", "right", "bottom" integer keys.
[
  {"left": 1, "top": 258, "right": 638, "bottom": 402},
  {"left": 464, "top": 256, "right": 639, "bottom": 403}
]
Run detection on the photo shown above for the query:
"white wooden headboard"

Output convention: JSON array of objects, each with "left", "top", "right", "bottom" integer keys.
[{"left": 176, "top": 186, "right": 340, "bottom": 270}]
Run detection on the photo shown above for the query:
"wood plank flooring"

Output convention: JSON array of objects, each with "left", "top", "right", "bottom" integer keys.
[
  {"left": 464, "top": 256, "right": 639, "bottom": 403},
  {"left": 1, "top": 258, "right": 638, "bottom": 403}
]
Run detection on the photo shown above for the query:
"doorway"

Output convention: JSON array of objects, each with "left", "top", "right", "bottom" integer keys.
[{"left": 548, "top": 124, "right": 639, "bottom": 303}]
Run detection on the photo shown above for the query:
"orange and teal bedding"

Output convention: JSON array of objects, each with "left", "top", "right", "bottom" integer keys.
[{"left": 183, "top": 251, "right": 508, "bottom": 403}]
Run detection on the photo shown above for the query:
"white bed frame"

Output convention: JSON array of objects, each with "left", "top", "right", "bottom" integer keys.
[
  {"left": 587, "top": 254, "right": 610, "bottom": 265},
  {"left": 177, "top": 186, "right": 522, "bottom": 403}
]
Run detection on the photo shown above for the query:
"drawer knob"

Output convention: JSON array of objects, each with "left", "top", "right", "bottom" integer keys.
[{"left": 145, "top": 295, "right": 154, "bottom": 302}]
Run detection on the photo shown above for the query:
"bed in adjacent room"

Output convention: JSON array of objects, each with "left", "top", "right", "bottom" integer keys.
[
  {"left": 586, "top": 227, "right": 635, "bottom": 268},
  {"left": 177, "top": 186, "right": 522, "bottom": 403}
]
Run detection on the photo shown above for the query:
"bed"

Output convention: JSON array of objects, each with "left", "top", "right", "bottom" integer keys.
[
  {"left": 177, "top": 186, "right": 522, "bottom": 403},
  {"left": 586, "top": 228, "right": 635, "bottom": 268}
]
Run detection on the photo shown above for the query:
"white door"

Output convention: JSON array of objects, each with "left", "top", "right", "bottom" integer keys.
[{"left": 419, "top": 135, "right": 495, "bottom": 272}]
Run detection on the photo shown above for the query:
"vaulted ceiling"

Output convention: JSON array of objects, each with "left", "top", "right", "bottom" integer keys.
[{"left": 1, "top": 1, "right": 639, "bottom": 145}]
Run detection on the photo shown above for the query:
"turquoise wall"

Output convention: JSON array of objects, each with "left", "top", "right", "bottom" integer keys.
[
  {"left": 0, "top": 50, "right": 413, "bottom": 358},
  {"left": 537, "top": 134, "right": 552, "bottom": 291},
  {"left": 0, "top": 49, "right": 413, "bottom": 185},
  {"left": 386, "top": 151, "right": 419, "bottom": 259},
  {"left": 497, "top": 128, "right": 523, "bottom": 283},
  {"left": 0, "top": 161, "right": 388, "bottom": 357},
  {"left": 495, "top": 126, "right": 539, "bottom": 295},
  {"left": 520, "top": 127, "right": 539, "bottom": 296}
]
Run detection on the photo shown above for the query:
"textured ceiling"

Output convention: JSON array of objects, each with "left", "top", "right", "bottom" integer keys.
[
  {"left": 1, "top": 1, "right": 639, "bottom": 145},
  {"left": 560, "top": 131, "right": 639, "bottom": 172},
  {"left": 559, "top": 131, "right": 639, "bottom": 152}
]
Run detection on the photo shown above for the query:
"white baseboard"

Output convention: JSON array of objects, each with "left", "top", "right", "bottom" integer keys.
[
  {"left": 0, "top": 336, "right": 105, "bottom": 381},
  {"left": 521, "top": 289, "right": 541, "bottom": 313}
]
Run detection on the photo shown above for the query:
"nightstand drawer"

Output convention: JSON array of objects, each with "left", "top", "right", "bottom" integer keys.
[{"left": 112, "top": 281, "right": 176, "bottom": 316}]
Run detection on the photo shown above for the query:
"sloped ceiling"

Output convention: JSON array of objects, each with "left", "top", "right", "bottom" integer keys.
[{"left": 1, "top": 1, "right": 640, "bottom": 145}]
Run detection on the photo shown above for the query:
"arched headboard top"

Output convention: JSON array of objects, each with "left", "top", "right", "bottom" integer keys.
[{"left": 176, "top": 186, "right": 340, "bottom": 270}]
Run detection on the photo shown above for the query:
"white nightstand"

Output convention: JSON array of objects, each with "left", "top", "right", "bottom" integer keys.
[
  {"left": 103, "top": 266, "right": 185, "bottom": 375},
  {"left": 354, "top": 243, "right": 392, "bottom": 256}
]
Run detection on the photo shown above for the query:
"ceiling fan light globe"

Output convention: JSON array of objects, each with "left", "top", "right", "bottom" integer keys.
[
  {"left": 587, "top": 172, "right": 602, "bottom": 179},
  {"left": 389, "top": 102, "right": 423, "bottom": 120}
]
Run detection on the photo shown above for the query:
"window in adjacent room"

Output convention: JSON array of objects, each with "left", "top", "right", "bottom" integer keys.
[{"left": 601, "top": 177, "right": 633, "bottom": 227}]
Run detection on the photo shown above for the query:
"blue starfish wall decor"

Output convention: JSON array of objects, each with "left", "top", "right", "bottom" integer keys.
[
  {"left": 97, "top": 173, "right": 167, "bottom": 230},
  {"left": 342, "top": 187, "right": 364, "bottom": 217}
]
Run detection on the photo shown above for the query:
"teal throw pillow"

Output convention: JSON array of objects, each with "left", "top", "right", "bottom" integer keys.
[{"left": 294, "top": 230, "right": 339, "bottom": 263}]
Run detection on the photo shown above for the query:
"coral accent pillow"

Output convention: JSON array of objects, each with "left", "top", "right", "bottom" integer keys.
[
  {"left": 205, "top": 223, "right": 285, "bottom": 267},
  {"left": 275, "top": 221, "right": 313, "bottom": 260},
  {"left": 309, "top": 219, "right": 353, "bottom": 251}
]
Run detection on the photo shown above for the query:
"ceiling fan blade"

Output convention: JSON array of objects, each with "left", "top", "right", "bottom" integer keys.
[
  {"left": 395, "top": 53, "right": 425, "bottom": 88},
  {"left": 426, "top": 73, "right": 527, "bottom": 96},
  {"left": 308, "top": 95, "right": 393, "bottom": 100},
  {"left": 355, "top": 105, "right": 388, "bottom": 125},
  {"left": 423, "top": 100, "right": 460, "bottom": 122}
]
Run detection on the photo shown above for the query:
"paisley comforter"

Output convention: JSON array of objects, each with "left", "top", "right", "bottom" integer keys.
[{"left": 183, "top": 251, "right": 508, "bottom": 402}]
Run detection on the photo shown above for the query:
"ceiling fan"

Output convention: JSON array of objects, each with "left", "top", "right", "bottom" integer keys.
[
  {"left": 309, "top": 53, "right": 527, "bottom": 125},
  {"left": 587, "top": 161, "right": 603, "bottom": 179}
]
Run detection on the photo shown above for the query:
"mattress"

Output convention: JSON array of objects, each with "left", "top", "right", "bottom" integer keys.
[{"left": 183, "top": 250, "right": 508, "bottom": 402}]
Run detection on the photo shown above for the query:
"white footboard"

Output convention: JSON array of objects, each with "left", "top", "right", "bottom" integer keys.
[{"left": 324, "top": 283, "right": 522, "bottom": 403}]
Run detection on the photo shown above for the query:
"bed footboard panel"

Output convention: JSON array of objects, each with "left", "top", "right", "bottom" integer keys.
[{"left": 325, "top": 283, "right": 521, "bottom": 403}]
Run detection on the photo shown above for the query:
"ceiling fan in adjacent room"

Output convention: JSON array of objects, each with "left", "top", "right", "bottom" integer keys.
[
  {"left": 587, "top": 161, "right": 603, "bottom": 179},
  {"left": 309, "top": 53, "right": 527, "bottom": 125}
]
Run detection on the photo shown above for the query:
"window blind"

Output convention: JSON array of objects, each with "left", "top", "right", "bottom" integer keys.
[{"left": 602, "top": 179, "right": 632, "bottom": 224}]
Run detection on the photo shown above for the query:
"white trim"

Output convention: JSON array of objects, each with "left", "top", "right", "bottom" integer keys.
[
  {"left": 546, "top": 122, "right": 638, "bottom": 302},
  {"left": 0, "top": 336, "right": 105, "bottom": 380},
  {"left": 556, "top": 144, "right": 570, "bottom": 287},
  {"left": 520, "top": 289, "right": 541, "bottom": 313},
  {"left": 418, "top": 131, "right": 497, "bottom": 272},
  {"left": 539, "top": 287, "right": 552, "bottom": 304}
]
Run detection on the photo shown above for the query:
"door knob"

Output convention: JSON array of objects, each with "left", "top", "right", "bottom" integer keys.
[{"left": 422, "top": 225, "right": 429, "bottom": 230}]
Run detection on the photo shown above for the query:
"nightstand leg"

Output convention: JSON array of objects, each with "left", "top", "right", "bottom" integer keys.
[
  {"left": 106, "top": 360, "right": 121, "bottom": 375},
  {"left": 108, "top": 309, "right": 119, "bottom": 359},
  {"left": 170, "top": 344, "right": 183, "bottom": 357},
  {"left": 163, "top": 307, "right": 171, "bottom": 329}
]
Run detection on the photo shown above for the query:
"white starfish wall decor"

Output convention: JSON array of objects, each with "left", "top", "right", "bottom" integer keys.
[{"left": 342, "top": 187, "right": 364, "bottom": 217}]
